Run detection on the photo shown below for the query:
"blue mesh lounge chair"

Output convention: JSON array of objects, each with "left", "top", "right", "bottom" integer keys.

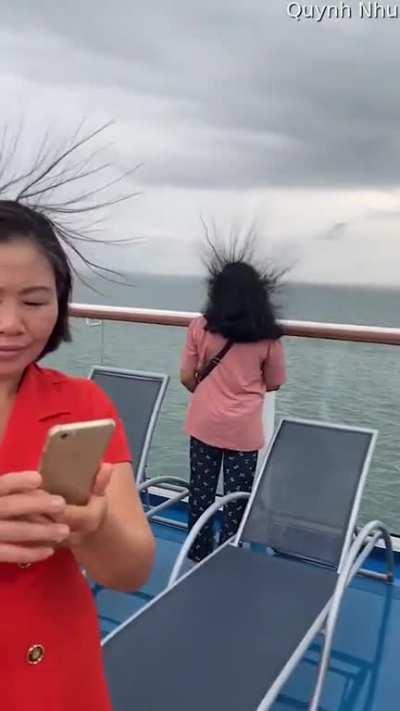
[{"left": 102, "top": 418, "right": 394, "bottom": 710}]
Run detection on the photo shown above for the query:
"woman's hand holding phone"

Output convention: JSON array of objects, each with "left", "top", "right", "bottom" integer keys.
[
  {"left": 0, "top": 464, "right": 113, "bottom": 563},
  {"left": 0, "top": 471, "right": 70, "bottom": 564},
  {"left": 0, "top": 419, "right": 116, "bottom": 563}
]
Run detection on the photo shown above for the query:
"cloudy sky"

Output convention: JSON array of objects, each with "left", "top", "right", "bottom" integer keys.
[{"left": 1, "top": 1, "right": 400, "bottom": 284}]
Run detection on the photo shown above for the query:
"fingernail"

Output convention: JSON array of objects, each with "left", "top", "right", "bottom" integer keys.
[{"left": 51, "top": 497, "right": 65, "bottom": 510}]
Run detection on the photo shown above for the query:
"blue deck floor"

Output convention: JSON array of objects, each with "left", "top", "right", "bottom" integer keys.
[
  {"left": 95, "top": 521, "right": 184, "bottom": 636},
  {"left": 275, "top": 577, "right": 400, "bottom": 709},
  {"left": 95, "top": 507, "right": 400, "bottom": 709}
]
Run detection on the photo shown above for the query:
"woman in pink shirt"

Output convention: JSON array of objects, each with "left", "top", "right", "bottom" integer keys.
[{"left": 180, "top": 248, "right": 286, "bottom": 561}]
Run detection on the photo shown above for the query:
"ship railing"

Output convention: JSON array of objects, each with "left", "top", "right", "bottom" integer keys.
[{"left": 68, "top": 303, "right": 400, "bottom": 545}]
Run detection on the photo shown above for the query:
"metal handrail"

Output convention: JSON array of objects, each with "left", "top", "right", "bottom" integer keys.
[
  {"left": 137, "top": 476, "right": 190, "bottom": 492},
  {"left": 138, "top": 477, "right": 189, "bottom": 521},
  {"left": 70, "top": 303, "right": 400, "bottom": 346}
]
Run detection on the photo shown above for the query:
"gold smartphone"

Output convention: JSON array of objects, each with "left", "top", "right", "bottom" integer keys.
[{"left": 39, "top": 419, "right": 115, "bottom": 505}]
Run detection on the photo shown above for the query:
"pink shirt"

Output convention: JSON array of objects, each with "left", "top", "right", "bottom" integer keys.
[{"left": 181, "top": 316, "right": 286, "bottom": 451}]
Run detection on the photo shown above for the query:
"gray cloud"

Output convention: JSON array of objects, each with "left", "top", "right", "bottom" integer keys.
[
  {"left": 1, "top": 1, "right": 400, "bottom": 191},
  {"left": 317, "top": 221, "right": 348, "bottom": 241}
]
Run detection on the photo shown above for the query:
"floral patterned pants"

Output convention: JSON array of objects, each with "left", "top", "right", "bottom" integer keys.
[{"left": 188, "top": 436, "right": 258, "bottom": 561}]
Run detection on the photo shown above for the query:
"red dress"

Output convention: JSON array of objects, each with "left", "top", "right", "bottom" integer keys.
[{"left": 0, "top": 365, "right": 131, "bottom": 711}]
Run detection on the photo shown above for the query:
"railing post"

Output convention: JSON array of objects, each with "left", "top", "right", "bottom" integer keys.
[{"left": 257, "top": 393, "right": 276, "bottom": 474}]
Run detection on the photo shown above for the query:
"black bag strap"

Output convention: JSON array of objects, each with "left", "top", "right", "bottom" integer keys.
[{"left": 195, "top": 340, "right": 234, "bottom": 384}]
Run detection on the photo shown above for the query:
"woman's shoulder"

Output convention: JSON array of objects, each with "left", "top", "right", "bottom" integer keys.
[
  {"left": 260, "top": 337, "right": 285, "bottom": 362},
  {"left": 35, "top": 364, "right": 95, "bottom": 390},
  {"left": 246, "top": 336, "right": 285, "bottom": 357},
  {"left": 34, "top": 364, "right": 109, "bottom": 406}
]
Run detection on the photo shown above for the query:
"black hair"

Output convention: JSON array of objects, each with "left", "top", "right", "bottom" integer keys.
[
  {"left": 0, "top": 201, "right": 72, "bottom": 357},
  {"left": 202, "top": 225, "right": 284, "bottom": 343},
  {"left": 0, "top": 122, "right": 139, "bottom": 358}
]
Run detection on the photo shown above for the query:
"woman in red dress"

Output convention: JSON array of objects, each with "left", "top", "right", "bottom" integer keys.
[{"left": 0, "top": 200, "right": 155, "bottom": 706}]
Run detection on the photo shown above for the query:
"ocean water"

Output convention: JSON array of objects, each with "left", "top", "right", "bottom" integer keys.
[{"left": 42, "top": 273, "right": 400, "bottom": 534}]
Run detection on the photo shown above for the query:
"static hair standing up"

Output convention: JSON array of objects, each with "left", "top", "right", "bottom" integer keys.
[
  {"left": 201, "top": 221, "right": 285, "bottom": 343},
  {"left": 0, "top": 120, "right": 140, "bottom": 282}
]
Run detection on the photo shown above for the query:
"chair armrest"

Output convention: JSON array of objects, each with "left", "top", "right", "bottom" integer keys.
[
  {"left": 168, "top": 491, "right": 250, "bottom": 587},
  {"left": 138, "top": 476, "right": 189, "bottom": 492},
  {"left": 309, "top": 520, "right": 393, "bottom": 711}
]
